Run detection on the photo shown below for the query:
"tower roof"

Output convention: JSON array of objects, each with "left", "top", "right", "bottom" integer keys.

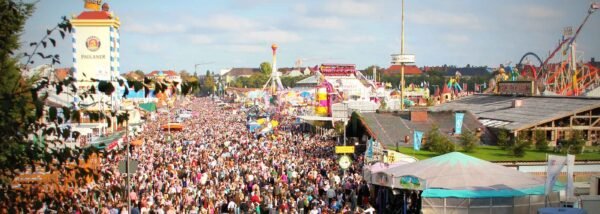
[{"left": 76, "top": 11, "right": 112, "bottom": 20}]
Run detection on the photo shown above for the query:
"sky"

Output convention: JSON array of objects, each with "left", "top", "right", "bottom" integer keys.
[{"left": 19, "top": 0, "right": 600, "bottom": 74}]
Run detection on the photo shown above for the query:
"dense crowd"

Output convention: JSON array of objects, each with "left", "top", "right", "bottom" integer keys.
[{"left": 1, "top": 97, "right": 373, "bottom": 213}]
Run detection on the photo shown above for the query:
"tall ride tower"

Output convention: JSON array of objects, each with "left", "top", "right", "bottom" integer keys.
[{"left": 264, "top": 44, "right": 283, "bottom": 94}]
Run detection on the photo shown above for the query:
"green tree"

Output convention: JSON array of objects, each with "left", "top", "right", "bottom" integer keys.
[
  {"left": 202, "top": 70, "right": 216, "bottom": 95},
  {"left": 510, "top": 135, "right": 532, "bottom": 157},
  {"left": 281, "top": 75, "right": 306, "bottom": 88},
  {"left": 0, "top": 0, "right": 201, "bottom": 184},
  {"left": 459, "top": 130, "right": 479, "bottom": 152},
  {"left": 361, "top": 65, "right": 383, "bottom": 77},
  {"left": 534, "top": 130, "right": 549, "bottom": 151},
  {"left": 179, "top": 69, "right": 191, "bottom": 80},
  {"left": 0, "top": 0, "right": 36, "bottom": 182},
  {"left": 564, "top": 130, "right": 586, "bottom": 154},
  {"left": 496, "top": 129, "right": 511, "bottom": 149},
  {"left": 0, "top": 1, "right": 108, "bottom": 183},
  {"left": 423, "top": 125, "right": 455, "bottom": 154},
  {"left": 247, "top": 73, "right": 269, "bottom": 88},
  {"left": 134, "top": 69, "right": 145, "bottom": 78},
  {"left": 260, "top": 62, "right": 272, "bottom": 76}
]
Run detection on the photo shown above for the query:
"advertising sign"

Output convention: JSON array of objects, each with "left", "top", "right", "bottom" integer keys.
[
  {"left": 74, "top": 28, "right": 111, "bottom": 82},
  {"left": 320, "top": 64, "right": 356, "bottom": 76},
  {"left": 336, "top": 146, "right": 355, "bottom": 154},
  {"left": 399, "top": 175, "right": 426, "bottom": 190},
  {"left": 84, "top": 0, "right": 102, "bottom": 11},
  {"left": 391, "top": 54, "right": 416, "bottom": 64},
  {"left": 497, "top": 81, "right": 535, "bottom": 96}
]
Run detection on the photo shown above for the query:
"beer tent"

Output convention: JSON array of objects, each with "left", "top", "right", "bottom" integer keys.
[{"left": 373, "top": 152, "right": 563, "bottom": 213}]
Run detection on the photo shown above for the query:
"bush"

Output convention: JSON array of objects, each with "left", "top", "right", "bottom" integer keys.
[
  {"left": 460, "top": 130, "right": 479, "bottom": 152},
  {"left": 510, "top": 137, "right": 532, "bottom": 157},
  {"left": 562, "top": 130, "right": 586, "bottom": 154},
  {"left": 423, "top": 126, "right": 455, "bottom": 154},
  {"left": 496, "top": 129, "right": 511, "bottom": 149},
  {"left": 534, "top": 130, "right": 549, "bottom": 151}
]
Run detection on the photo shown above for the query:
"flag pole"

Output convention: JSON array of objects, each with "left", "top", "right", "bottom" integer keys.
[{"left": 545, "top": 153, "right": 549, "bottom": 207}]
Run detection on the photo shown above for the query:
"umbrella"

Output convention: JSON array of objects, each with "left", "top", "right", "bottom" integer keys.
[
  {"left": 256, "top": 118, "right": 266, "bottom": 125},
  {"left": 270, "top": 120, "right": 279, "bottom": 128},
  {"left": 300, "top": 91, "right": 311, "bottom": 98},
  {"left": 248, "top": 122, "right": 261, "bottom": 132}
]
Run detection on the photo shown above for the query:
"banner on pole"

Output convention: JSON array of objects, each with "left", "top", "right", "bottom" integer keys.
[
  {"left": 413, "top": 131, "right": 423, "bottom": 151},
  {"left": 545, "top": 155, "right": 567, "bottom": 195},
  {"left": 366, "top": 138, "right": 374, "bottom": 159},
  {"left": 566, "top": 154, "right": 575, "bottom": 199},
  {"left": 455, "top": 113, "right": 464, "bottom": 134}
]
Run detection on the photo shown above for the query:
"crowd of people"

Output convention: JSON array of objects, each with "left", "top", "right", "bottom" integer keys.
[{"left": 1, "top": 97, "right": 374, "bottom": 214}]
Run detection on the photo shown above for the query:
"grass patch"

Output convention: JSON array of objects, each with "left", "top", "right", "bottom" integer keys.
[{"left": 397, "top": 145, "right": 600, "bottom": 162}]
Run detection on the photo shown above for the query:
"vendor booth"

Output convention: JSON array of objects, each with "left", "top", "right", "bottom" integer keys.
[{"left": 161, "top": 123, "right": 183, "bottom": 131}]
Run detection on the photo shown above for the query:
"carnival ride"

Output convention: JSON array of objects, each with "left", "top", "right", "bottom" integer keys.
[
  {"left": 514, "top": 2, "right": 599, "bottom": 96},
  {"left": 262, "top": 44, "right": 285, "bottom": 95},
  {"left": 447, "top": 71, "right": 463, "bottom": 92}
]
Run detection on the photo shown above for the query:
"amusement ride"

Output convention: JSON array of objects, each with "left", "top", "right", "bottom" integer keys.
[{"left": 515, "top": 2, "right": 600, "bottom": 96}]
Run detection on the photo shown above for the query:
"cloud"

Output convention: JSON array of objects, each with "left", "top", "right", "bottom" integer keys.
[
  {"left": 411, "top": 10, "right": 482, "bottom": 30},
  {"left": 235, "top": 29, "right": 302, "bottom": 44},
  {"left": 194, "top": 14, "right": 259, "bottom": 32},
  {"left": 189, "top": 35, "right": 214, "bottom": 44},
  {"left": 295, "top": 16, "right": 346, "bottom": 30},
  {"left": 292, "top": 3, "right": 308, "bottom": 14},
  {"left": 124, "top": 22, "right": 187, "bottom": 34},
  {"left": 137, "top": 43, "right": 162, "bottom": 53},
  {"left": 514, "top": 5, "right": 562, "bottom": 19},
  {"left": 220, "top": 44, "right": 264, "bottom": 53},
  {"left": 327, "top": 35, "right": 377, "bottom": 44},
  {"left": 323, "top": 0, "right": 380, "bottom": 17},
  {"left": 442, "top": 34, "right": 470, "bottom": 44}
]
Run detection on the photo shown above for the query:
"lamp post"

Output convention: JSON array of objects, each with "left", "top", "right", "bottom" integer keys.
[{"left": 120, "top": 105, "right": 134, "bottom": 214}]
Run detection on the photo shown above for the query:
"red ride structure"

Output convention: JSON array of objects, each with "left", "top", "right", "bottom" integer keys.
[{"left": 517, "top": 2, "right": 600, "bottom": 96}]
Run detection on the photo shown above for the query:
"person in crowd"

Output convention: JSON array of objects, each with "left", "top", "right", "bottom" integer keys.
[{"left": 1, "top": 97, "right": 372, "bottom": 214}]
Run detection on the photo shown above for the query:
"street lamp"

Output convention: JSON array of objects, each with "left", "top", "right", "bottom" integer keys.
[{"left": 120, "top": 105, "right": 134, "bottom": 214}]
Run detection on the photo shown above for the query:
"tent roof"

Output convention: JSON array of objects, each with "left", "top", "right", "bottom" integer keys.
[
  {"left": 381, "top": 152, "right": 545, "bottom": 192},
  {"left": 139, "top": 102, "right": 157, "bottom": 112}
]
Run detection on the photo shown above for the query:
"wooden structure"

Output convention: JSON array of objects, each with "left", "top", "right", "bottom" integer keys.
[{"left": 431, "top": 95, "right": 600, "bottom": 145}]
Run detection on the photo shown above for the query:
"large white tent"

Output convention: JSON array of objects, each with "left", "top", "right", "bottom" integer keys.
[{"left": 372, "top": 152, "right": 563, "bottom": 213}]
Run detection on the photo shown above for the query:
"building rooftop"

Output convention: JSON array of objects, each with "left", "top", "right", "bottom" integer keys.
[
  {"left": 385, "top": 65, "right": 422, "bottom": 76},
  {"left": 296, "top": 75, "right": 319, "bottom": 85},
  {"left": 76, "top": 11, "right": 112, "bottom": 20},
  {"left": 359, "top": 111, "right": 485, "bottom": 148},
  {"left": 147, "top": 70, "right": 178, "bottom": 77},
  {"left": 225, "top": 68, "right": 261, "bottom": 77},
  {"left": 429, "top": 95, "right": 600, "bottom": 131}
]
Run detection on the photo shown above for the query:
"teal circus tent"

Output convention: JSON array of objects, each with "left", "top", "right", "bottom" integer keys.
[
  {"left": 374, "top": 152, "right": 563, "bottom": 212},
  {"left": 379, "top": 152, "right": 563, "bottom": 198}
]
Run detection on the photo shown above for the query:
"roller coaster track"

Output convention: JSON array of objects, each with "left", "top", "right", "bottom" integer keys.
[{"left": 515, "top": 3, "right": 599, "bottom": 96}]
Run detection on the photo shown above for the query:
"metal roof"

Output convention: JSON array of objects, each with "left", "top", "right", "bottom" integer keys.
[
  {"left": 430, "top": 95, "right": 600, "bottom": 131},
  {"left": 359, "top": 111, "right": 485, "bottom": 148}
]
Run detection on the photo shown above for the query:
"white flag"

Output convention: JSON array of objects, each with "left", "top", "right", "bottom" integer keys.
[
  {"left": 545, "top": 155, "right": 567, "bottom": 195},
  {"left": 566, "top": 154, "right": 575, "bottom": 199}
]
